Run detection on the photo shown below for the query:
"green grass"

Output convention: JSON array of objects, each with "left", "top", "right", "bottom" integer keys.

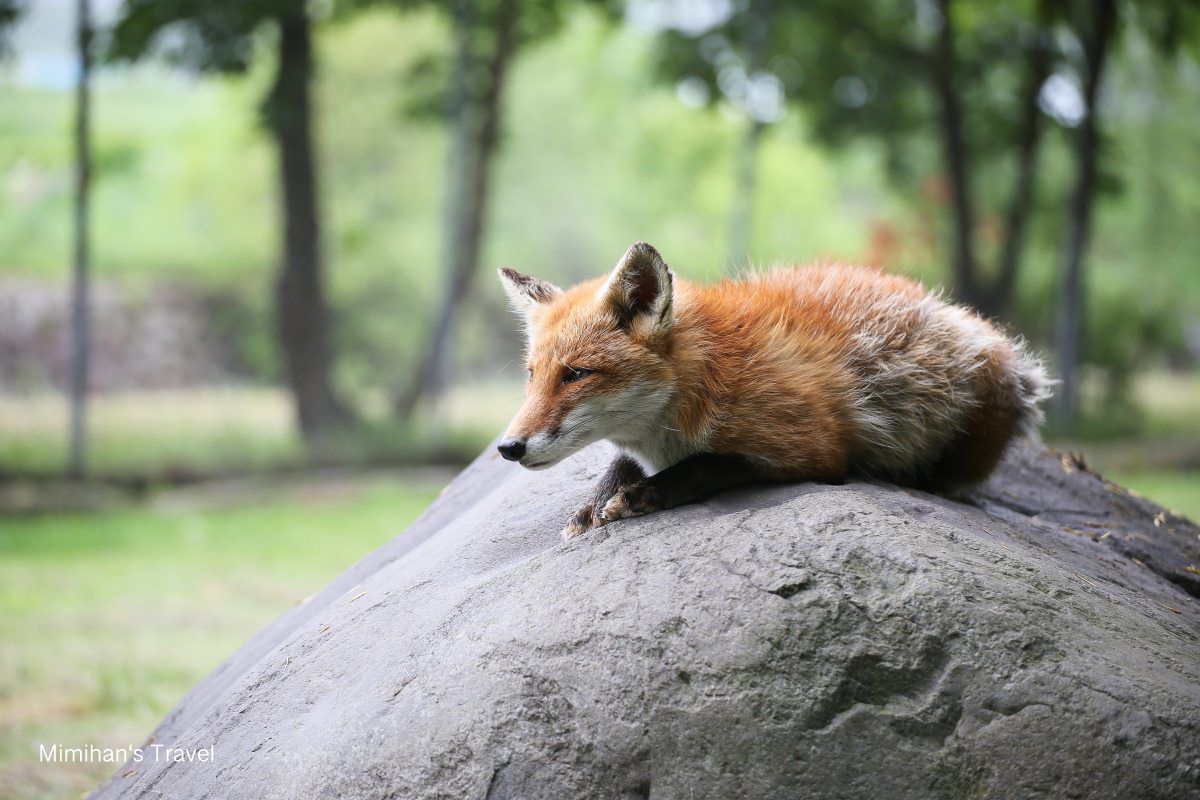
[
  {"left": 0, "top": 473, "right": 442, "bottom": 800},
  {"left": 1108, "top": 469, "right": 1200, "bottom": 523},
  {"left": 1076, "top": 370, "right": 1200, "bottom": 522}
]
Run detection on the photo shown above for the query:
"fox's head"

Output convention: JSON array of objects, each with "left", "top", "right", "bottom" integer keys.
[{"left": 496, "top": 241, "right": 676, "bottom": 470}]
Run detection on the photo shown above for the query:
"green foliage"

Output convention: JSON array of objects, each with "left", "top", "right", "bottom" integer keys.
[
  {"left": 653, "top": 1, "right": 1065, "bottom": 246},
  {"left": 1131, "top": 0, "right": 1200, "bottom": 58},
  {"left": 0, "top": 77, "right": 273, "bottom": 281},
  {"left": 648, "top": 0, "right": 1200, "bottom": 390},
  {"left": 108, "top": 0, "right": 299, "bottom": 72},
  {"left": 336, "top": 0, "right": 580, "bottom": 120},
  {"left": 784, "top": 1, "right": 1066, "bottom": 193}
]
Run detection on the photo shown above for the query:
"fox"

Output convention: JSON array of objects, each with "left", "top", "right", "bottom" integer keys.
[{"left": 496, "top": 241, "right": 1051, "bottom": 540}]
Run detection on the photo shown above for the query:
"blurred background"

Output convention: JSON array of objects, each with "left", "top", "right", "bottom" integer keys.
[{"left": 1, "top": 0, "right": 1197, "bottom": 796}]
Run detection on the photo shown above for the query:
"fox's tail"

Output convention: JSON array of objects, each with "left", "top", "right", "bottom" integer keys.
[{"left": 1011, "top": 340, "right": 1055, "bottom": 443}]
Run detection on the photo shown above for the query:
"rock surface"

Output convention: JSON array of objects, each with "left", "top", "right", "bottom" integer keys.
[{"left": 93, "top": 445, "right": 1200, "bottom": 800}]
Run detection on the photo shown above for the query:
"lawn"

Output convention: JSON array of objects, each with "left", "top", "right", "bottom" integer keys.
[{"left": 0, "top": 472, "right": 444, "bottom": 800}]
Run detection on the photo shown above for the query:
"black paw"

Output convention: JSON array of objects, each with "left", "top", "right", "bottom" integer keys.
[
  {"left": 600, "top": 483, "right": 660, "bottom": 521},
  {"left": 562, "top": 503, "right": 605, "bottom": 540}
]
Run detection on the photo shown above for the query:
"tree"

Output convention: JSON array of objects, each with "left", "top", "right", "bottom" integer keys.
[
  {"left": 394, "top": 0, "right": 522, "bottom": 417},
  {"left": 724, "top": 0, "right": 778, "bottom": 267},
  {"left": 0, "top": 0, "right": 20, "bottom": 55},
  {"left": 650, "top": 0, "right": 785, "bottom": 268},
  {"left": 1047, "top": 0, "right": 1200, "bottom": 426},
  {"left": 111, "top": 0, "right": 348, "bottom": 442},
  {"left": 1052, "top": 0, "right": 1117, "bottom": 427},
  {"left": 382, "top": 0, "right": 573, "bottom": 417},
  {"left": 70, "top": 0, "right": 92, "bottom": 477}
]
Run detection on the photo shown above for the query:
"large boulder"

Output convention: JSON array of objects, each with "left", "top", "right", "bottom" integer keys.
[{"left": 93, "top": 445, "right": 1200, "bottom": 800}]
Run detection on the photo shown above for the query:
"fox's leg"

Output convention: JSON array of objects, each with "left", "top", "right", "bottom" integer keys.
[
  {"left": 562, "top": 454, "right": 647, "bottom": 540},
  {"left": 600, "top": 453, "right": 776, "bottom": 522}
]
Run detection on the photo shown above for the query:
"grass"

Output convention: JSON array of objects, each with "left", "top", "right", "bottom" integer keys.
[
  {"left": 1108, "top": 469, "right": 1200, "bottom": 522},
  {"left": 0, "top": 472, "right": 444, "bottom": 800}
]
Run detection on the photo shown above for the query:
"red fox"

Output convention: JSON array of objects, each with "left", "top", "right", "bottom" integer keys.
[{"left": 497, "top": 242, "right": 1051, "bottom": 540}]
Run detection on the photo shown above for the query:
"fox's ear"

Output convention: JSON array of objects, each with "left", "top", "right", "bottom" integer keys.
[
  {"left": 498, "top": 267, "right": 562, "bottom": 313},
  {"left": 601, "top": 241, "right": 673, "bottom": 339}
]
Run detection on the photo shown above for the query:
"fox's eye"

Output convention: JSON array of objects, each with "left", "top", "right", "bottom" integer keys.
[
  {"left": 525, "top": 367, "right": 533, "bottom": 381},
  {"left": 562, "top": 367, "right": 593, "bottom": 385}
]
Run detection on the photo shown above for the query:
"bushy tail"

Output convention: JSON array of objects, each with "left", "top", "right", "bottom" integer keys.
[{"left": 1011, "top": 340, "right": 1055, "bottom": 443}]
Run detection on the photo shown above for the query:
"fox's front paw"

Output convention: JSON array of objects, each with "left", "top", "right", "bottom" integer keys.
[
  {"left": 600, "top": 484, "right": 659, "bottom": 522},
  {"left": 561, "top": 504, "right": 606, "bottom": 541}
]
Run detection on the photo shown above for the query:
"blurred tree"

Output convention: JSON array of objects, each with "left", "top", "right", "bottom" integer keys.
[
  {"left": 724, "top": 0, "right": 778, "bottom": 267},
  {"left": 650, "top": 0, "right": 788, "bottom": 268},
  {"left": 110, "top": 0, "right": 349, "bottom": 443},
  {"left": 1053, "top": 0, "right": 1116, "bottom": 428},
  {"left": 0, "top": 0, "right": 21, "bottom": 56},
  {"left": 356, "top": 0, "right": 574, "bottom": 418},
  {"left": 394, "top": 0, "right": 522, "bottom": 417},
  {"left": 70, "top": 0, "right": 92, "bottom": 478},
  {"left": 1051, "top": 0, "right": 1200, "bottom": 426},
  {"left": 658, "top": 0, "right": 1200, "bottom": 428},
  {"left": 654, "top": 0, "right": 1060, "bottom": 317}
]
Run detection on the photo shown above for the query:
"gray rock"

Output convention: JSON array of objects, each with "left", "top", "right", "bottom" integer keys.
[{"left": 92, "top": 444, "right": 1200, "bottom": 800}]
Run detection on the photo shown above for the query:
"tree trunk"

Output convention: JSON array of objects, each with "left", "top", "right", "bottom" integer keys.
[
  {"left": 726, "top": 0, "right": 770, "bottom": 270},
  {"left": 396, "top": 0, "right": 518, "bottom": 418},
  {"left": 68, "top": 0, "right": 91, "bottom": 478},
  {"left": 931, "top": 0, "right": 981, "bottom": 308},
  {"left": 985, "top": 3, "right": 1052, "bottom": 319},
  {"left": 727, "top": 122, "right": 763, "bottom": 269},
  {"left": 1052, "top": 0, "right": 1116, "bottom": 428},
  {"left": 267, "top": 11, "right": 346, "bottom": 442}
]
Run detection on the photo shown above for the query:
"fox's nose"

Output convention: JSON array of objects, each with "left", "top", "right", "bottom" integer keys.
[{"left": 497, "top": 438, "right": 526, "bottom": 462}]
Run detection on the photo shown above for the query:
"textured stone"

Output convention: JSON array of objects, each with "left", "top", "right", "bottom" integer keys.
[{"left": 92, "top": 445, "right": 1200, "bottom": 800}]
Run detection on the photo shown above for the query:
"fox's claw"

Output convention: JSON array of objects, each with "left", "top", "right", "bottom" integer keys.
[
  {"left": 600, "top": 484, "right": 659, "bottom": 522},
  {"left": 561, "top": 503, "right": 606, "bottom": 541},
  {"left": 566, "top": 482, "right": 661, "bottom": 539},
  {"left": 599, "top": 493, "right": 635, "bottom": 521}
]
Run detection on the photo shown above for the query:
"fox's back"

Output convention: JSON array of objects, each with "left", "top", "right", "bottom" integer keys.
[
  {"left": 687, "top": 263, "right": 930, "bottom": 350},
  {"left": 676, "top": 264, "right": 1049, "bottom": 489}
]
